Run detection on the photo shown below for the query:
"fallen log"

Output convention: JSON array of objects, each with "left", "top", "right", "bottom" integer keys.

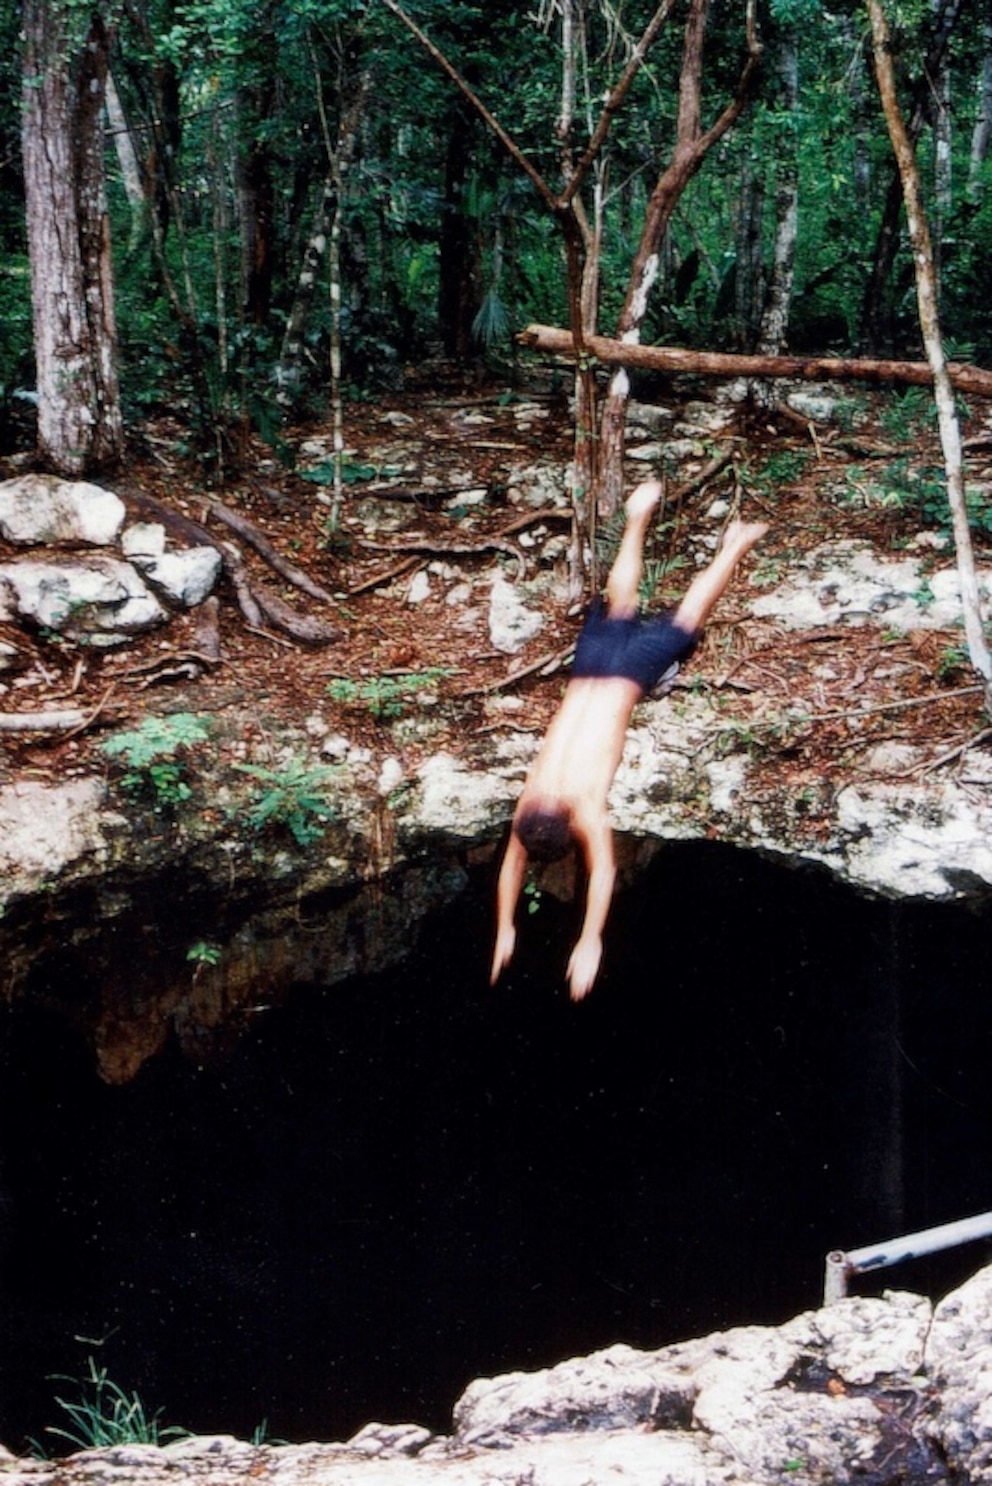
[{"left": 518, "top": 323, "right": 992, "bottom": 398}]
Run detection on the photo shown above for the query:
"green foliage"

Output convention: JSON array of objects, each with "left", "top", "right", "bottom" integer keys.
[
  {"left": 937, "top": 644, "right": 969, "bottom": 680},
  {"left": 523, "top": 878, "right": 542, "bottom": 916},
  {"left": 746, "top": 449, "right": 811, "bottom": 497},
  {"left": 186, "top": 939, "right": 222, "bottom": 967},
  {"left": 99, "top": 713, "right": 212, "bottom": 808},
  {"left": 472, "top": 288, "right": 511, "bottom": 348},
  {"left": 879, "top": 387, "right": 933, "bottom": 442},
  {"left": 876, "top": 459, "right": 992, "bottom": 539},
  {"left": 234, "top": 756, "right": 340, "bottom": 846},
  {"left": 300, "top": 458, "right": 404, "bottom": 488},
  {"left": 37, "top": 1358, "right": 186, "bottom": 1454},
  {"left": 10, "top": 0, "right": 992, "bottom": 453},
  {"left": 327, "top": 669, "right": 452, "bottom": 721}
]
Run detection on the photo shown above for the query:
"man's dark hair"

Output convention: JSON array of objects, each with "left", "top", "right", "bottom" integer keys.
[{"left": 514, "top": 804, "right": 573, "bottom": 863}]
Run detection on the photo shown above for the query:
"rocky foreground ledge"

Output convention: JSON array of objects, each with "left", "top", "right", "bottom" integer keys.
[{"left": 5, "top": 1262, "right": 992, "bottom": 1486}]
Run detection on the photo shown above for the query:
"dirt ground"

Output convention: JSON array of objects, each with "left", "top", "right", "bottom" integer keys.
[{"left": 2, "top": 365, "right": 991, "bottom": 811}]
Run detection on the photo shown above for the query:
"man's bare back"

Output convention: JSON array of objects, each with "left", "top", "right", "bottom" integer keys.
[{"left": 491, "top": 479, "right": 767, "bottom": 1001}]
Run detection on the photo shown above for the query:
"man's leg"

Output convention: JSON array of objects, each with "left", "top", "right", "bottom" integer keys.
[
  {"left": 672, "top": 519, "right": 768, "bottom": 634},
  {"left": 605, "top": 478, "right": 663, "bottom": 618}
]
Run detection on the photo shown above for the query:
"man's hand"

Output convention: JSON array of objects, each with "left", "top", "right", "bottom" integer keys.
[
  {"left": 490, "top": 924, "right": 517, "bottom": 985},
  {"left": 566, "top": 933, "right": 603, "bottom": 1002}
]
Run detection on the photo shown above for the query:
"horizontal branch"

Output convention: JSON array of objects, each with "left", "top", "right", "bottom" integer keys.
[
  {"left": 0, "top": 709, "right": 89, "bottom": 732},
  {"left": 518, "top": 324, "right": 992, "bottom": 398}
]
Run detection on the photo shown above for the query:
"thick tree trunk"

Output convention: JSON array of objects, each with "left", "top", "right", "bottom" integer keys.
[
  {"left": 21, "top": 2, "right": 123, "bottom": 475},
  {"left": 519, "top": 321, "right": 992, "bottom": 397},
  {"left": 867, "top": 0, "right": 992, "bottom": 693}
]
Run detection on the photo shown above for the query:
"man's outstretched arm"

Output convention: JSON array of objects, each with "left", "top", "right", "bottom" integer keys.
[
  {"left": 491, "top": 831, "right": 528, "bottom": 984},
  {"left": 566, "top": 818, "right": 616, "bottom": 1001}
]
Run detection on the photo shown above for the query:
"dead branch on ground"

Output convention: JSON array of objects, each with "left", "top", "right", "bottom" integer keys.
[{"left": 121, "top": 487, "right": 343, "bottom": 646}]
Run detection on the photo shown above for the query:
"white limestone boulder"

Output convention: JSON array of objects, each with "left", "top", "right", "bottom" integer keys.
[
  {"left": 0, "top": 473, "right": 125, "bottom": 547},
  {"left": 924, "top": 1262, "right": 992, "bottom": 1481},
  {"left": 488, "top": 572, "right": 544, "bottom": 653},
  {"left": 122, "top": 524, "right": 222, "bottom": 608},
  {"left": 0, "top": 556, "right": 166, "bottom": 642}
]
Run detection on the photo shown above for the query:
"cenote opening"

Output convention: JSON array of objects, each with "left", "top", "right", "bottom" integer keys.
[{"left": 1, "top": 840, "right": 991, "bottom": 1454}]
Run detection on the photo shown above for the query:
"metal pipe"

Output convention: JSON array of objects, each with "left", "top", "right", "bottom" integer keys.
[{"left": 823, "top": 1210, "right": 992, "bottom": 1305}]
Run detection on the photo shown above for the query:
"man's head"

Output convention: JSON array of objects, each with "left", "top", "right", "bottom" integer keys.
[{"left": 513, "top": 802, "right": 573, "bottom": 863}]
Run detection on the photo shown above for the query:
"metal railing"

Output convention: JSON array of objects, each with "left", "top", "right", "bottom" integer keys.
[{"left": 823, "top": 1210, "right": 992, "bottom": 1305}]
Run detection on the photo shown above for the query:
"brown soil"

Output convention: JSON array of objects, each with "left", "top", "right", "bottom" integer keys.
[{"left": 2, "top": 368, "right": 990, "bottom": 812}]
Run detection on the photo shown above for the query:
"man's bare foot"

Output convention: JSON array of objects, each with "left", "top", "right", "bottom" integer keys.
[
  {"left": 624, "top": 478, "right": 664, "bottom": 521},
  {"left": 722, "top": 519, "right": 769, "bottom": 556}
]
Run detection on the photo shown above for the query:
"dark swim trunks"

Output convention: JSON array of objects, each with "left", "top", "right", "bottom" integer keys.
[{"left": 572, "top": 599, "right": 699, "bottom": 696}]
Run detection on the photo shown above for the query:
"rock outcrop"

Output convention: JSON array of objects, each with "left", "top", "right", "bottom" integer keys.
[
  {"left": 3, "top": 517, "right": 992, "bottom": 1079},
  {"left": 7, "top": 1262, "right": 992, "bottom": 1484}
]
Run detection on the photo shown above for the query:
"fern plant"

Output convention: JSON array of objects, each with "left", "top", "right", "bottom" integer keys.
[
  {"left": 327, "top": 669, "right": 451, "bottom": 721},
  {"left": 99, "top": 713, "right": 212, "bottom": 808},
  {"left": 234, "top": 756, "right": 340, "bottom": 846}
]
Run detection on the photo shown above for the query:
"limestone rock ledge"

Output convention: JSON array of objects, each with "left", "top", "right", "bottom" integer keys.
[
  {"left": 2, "top": 661, "right": 992, "bottom": 1081},
  {"left": 6, "top": 1262, "right": 992, "bottom": 1485}
]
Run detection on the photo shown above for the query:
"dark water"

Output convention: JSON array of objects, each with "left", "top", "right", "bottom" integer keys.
[{"left": 1, "top": 841, "right": 991, "bottom": 1452}]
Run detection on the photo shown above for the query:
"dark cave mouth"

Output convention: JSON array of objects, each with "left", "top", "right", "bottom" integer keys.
[{"left": 1, "top": 840, "right": 991, "bottom": 1453}]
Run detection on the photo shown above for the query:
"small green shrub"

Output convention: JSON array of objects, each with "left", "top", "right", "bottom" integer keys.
[
  {"left": 747, "top": 449, "right": 811, "bottom": 496},
  {"left": 879, "top": 387, "right": 933, "bottom": 442},
  {"left": 327, "top": 669, "right": 452, "bottom": 721},
  {"left": 36, "top": 1357, "right": 186, "bottom": 1454},
  {"left": 186, "top": 940, "right": 222, "bottom": 968},
  {"left": 234, "top": 756, "right": 340, "bottom": 846},
  {"left": 99, "top": 713, "right": 212, "bottom": 808}
]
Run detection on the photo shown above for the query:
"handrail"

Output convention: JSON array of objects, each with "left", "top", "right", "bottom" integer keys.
[{"left": 823, "top": 1210, "right": 992, "bottom": 1305}]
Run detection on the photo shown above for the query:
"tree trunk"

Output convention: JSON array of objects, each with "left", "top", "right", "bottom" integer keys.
[
  {"left": 867, "top": 0, "right": 992, "bottom": 693},
  {"left": 277, "top": 176, "right": 337, "bottom": 408},
  {"left": 735, "top": 156, "right": 765, "bottom": 350},
  {"left": 519, "top": 321, "right": 992, "bottom": 396},
  {"left": 595, "top": 0, "right": 762, "bottom": 516},
  {"left": 105, "top": 69, "right": 146, "bottom": 253},
  {"left": 438, "top": 99, "right": 481, "bottom": 359},
  {"left": 931, "top": 9, "right": 952, "bottom": 291},
  {"left": 757, "top": 33, "right": 799, "bottom": 357},
  {"left": 859, "top": 0, "right": 964, "bottom": 352},
  {"left": 21, "top": 1, "right": 124, "bottom": 475},
  {"left": 967, "top": 13, "right": 992, "bottom": 204}
]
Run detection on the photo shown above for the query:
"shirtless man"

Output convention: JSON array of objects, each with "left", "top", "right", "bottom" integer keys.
[{"left": 490, "top": 478, "right": 767, "bottom": 1001}]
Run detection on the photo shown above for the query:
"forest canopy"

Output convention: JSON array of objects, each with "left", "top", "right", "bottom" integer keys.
[{"left": 2, "top": 0, "right": 992, "bottom": 473}]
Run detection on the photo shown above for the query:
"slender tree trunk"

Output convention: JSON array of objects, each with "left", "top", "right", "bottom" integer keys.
[
  {"left": 735, "top": 157, "right": 765, "bottom": 349},
  {"left": 859, "top": 0, "right": 964, "bottom": 352},
  {"left": 932, "top": 13, "right": 952, "bottom": 291},
  {"left": 105, "top": 69, "right": 146, "bottom": 252},
  {"left": 554, "top": 0, "right": 602, "bottom": 597},
  {"left": 757, "top": 33, "right": 799, "bottom": 356},
  {"left": 21, "top": 1, "right": 124, "bottom": 475},
  {"left": 438, "top": 99, "right": 481, "bottom": 359},
  {"left": 842, "top": 14, "right": 873, "bottom": 211},
  {"left": 967, "top": 14, "right": 992, "bottom": 204},
  {"left": 868, "top": 0, "right": 992, "bottom": 694},
  {"left": 277, "top": 177, "right": 336, "bottom": 407},
  {"left": 596, "top": 0, "right": 762, "bottom": 516}
]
